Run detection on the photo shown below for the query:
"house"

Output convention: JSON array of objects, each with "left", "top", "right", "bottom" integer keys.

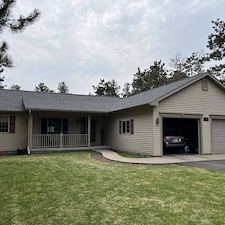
[{"left": 1, "top": 72, "right": 225, "bottom": 156}]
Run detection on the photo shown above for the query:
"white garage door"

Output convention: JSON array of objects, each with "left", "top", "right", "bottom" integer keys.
[{"left": 212, "top": 119, "right": 225, "bottom": 154}]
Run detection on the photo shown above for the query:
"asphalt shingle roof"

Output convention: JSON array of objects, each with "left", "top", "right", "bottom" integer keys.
[
  {"left": 22, "top": 92, "right": 119, "bottom": 113},
  {"left": 0, "top": 89, "right": 25, "bottom": 111},
  {"left": 0, "top": 73, "right": 208, "bottom": 113},
  {"left": 109, "top": 75, "right": 199, "bottom": 111}
]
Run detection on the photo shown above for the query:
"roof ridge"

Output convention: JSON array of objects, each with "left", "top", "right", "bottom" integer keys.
[
  {"left": 126, "top": 74, "right": 202, "bottom": 98},
  {"left": 0, "top": 88, "right": 120, "bottom": 99}
]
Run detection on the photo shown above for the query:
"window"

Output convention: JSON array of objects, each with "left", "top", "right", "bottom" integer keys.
[
  {"left": 41, "top": 118, "right": 68, "bottom": 134},
  {"left": 0, "top": 116, "right": 9, "bottom": 132},
  {"left": 119, "top": 119, "right": 134, "bottom": 134},
  {"left": 122, "top": 120, "right": 130, "bottom": 134},
  {"left": 48, "top": 118, "right": 63, "bottom": 134}
]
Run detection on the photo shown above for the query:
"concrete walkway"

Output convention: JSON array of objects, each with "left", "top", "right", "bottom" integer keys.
[{"left": 96, "top": 149, "right": 225, "bottom": 165}]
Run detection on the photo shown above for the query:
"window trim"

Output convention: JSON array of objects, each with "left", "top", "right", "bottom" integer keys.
[{"left": 0, "top": 115, "right": 10, "bottom": 133}]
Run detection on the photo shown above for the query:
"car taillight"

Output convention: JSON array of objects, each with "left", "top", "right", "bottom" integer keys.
[{"left": 163, "top": 136, "right": 167, "bottom": 141}]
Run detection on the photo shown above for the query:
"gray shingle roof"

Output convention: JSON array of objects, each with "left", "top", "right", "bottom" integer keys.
[
  {"left": 109, "top": 75, "right": 200, "bottom": 111},
  {"left": 0, "top": 73, "right": 209, "bottom": 113},
  {"left": 0, "top": 89, "right": 25, "bottom": 111},
  {"left": 22, "top": 91, "right": 119, "bottom": 113},
  {"left": 0, "top": 89, "right": 119, "bottom": 113}
]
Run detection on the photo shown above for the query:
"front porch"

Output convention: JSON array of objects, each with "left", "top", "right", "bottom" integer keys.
[
  {"left": 27, "top": 110, "right": 108, "bottom": 152},
  {"left": 31, "top": 145, "right": 111, "bottom": 152}
]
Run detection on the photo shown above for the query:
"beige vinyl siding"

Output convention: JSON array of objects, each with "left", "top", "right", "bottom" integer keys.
[
  {"left": 154, "top": 78, "right": 225, "bottom": 155},
  {"left": 104, "top": 106, "right": 153, "bottom": 155},
  {"left": 0, "top": 112, "right": 28, "bottom": 152}
]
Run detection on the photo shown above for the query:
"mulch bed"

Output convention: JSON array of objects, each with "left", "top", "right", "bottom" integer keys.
[{"left": 0, "top": 152, "right": 17, "bottom": 157}]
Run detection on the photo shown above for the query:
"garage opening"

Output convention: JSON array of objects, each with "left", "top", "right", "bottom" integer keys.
[{"left": 163, "top": 118, "right": 199, "bottom": 155}]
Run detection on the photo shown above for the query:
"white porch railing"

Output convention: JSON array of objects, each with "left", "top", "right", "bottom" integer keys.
[
  {"left": 32, "top": 133, "right": 88, "bottom": 149},
  {"left": 63, "top": 134, "right": 88, "bottom": 147},
  {"left": 32, "top": 134, "right": 60, "bottom": 148}
]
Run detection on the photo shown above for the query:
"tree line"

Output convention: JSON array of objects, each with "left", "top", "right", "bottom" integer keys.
[
  {"left": 10, "top": 81, "right": 69, "bottom": 94},
  {"left": 93, "top": 19, "right": 225, "bottom": 97}
]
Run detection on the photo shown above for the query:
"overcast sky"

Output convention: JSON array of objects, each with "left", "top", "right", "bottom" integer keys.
[{"left": 2, "top": 0, "right": 225, "bottom": 94}]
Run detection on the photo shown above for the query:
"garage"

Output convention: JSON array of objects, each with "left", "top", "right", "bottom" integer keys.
[
  {"left": 163, "top": 118, "right": 200, "bottom": 155},
  {"left": 212, "top": 119, "right": 225, "bottom": 154}
]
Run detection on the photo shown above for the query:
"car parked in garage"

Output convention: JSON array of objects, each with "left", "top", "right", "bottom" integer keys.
[{"left": 163, "top": 129, "right": 186, "bottom": 153}]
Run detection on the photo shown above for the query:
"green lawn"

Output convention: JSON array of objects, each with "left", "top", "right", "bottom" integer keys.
[{"left": 0, "top": 152, "right": 225, "bottom": 225}]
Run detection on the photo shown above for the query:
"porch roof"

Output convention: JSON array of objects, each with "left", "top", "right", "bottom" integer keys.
[
  {"left": 0, "top": 89, "right": 119, "bottom": 113},
  {"left": 23, "top": 91, "right": 119, "bottom": 113}
]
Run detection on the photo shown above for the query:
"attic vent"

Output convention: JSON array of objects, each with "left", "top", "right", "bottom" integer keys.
[{"left": 201, "top": 78, "right": 208, "bottom": 91}]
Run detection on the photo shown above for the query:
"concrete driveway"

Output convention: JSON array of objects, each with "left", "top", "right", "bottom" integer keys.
[
  {"left": 178, "top": 160, "right": 225, "bottom": 172},
  {"left": 97, "top": 150, "right": 225, "bottom": 169}
]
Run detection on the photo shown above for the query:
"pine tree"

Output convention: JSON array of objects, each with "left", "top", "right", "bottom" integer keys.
[
  {"left": 132, "top": 61, "right": 168, "bottom": 94},
  {"left": 206, "top": 19, "right": 225, "bottom": 77},
  {"left": 11, "top": 84, "right": 21, "bottom": 90},
  {"left": 93, "top": 79, "right": 120, "bottom": 97},
  {"left": 0, "top": 1, "right": 40, "bottom": 86},
  {"left": 122, "top": 82, "right": 132, "bottom": 98},
  {"left": 34, "top": 83, "right": 54, "bottom": 93},
  {"left": 58, "top": 81, "right": 69, "bottom": 93}
]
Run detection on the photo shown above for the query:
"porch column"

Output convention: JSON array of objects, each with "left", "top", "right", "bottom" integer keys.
[
  {"left": 27, "top": 110, "right": 33, "bottom": 154},
  {"left": 88, "top": 114, "right": 91, "bottom": 148}
]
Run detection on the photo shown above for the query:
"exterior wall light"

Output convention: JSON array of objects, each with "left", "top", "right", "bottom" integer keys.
[{"left": 156, "top": 117, "right": 160, "bottom": 125}]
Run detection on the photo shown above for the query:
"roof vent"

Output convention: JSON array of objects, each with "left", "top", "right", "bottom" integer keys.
[{"left": 201, "top": 78, "right": 208, "bottom": 91}]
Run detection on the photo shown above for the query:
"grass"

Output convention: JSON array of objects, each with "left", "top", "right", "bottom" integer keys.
[
  {"left": 117, "top": 151, "right": 147, "bottom": 158},
  {"left": 0, "top": 152, "right": 225, "bottom": 225}
]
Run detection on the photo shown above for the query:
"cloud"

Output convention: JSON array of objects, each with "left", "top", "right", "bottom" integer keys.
[{"left": 2, "top": 0, "right": 225, "bottom": 93}]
